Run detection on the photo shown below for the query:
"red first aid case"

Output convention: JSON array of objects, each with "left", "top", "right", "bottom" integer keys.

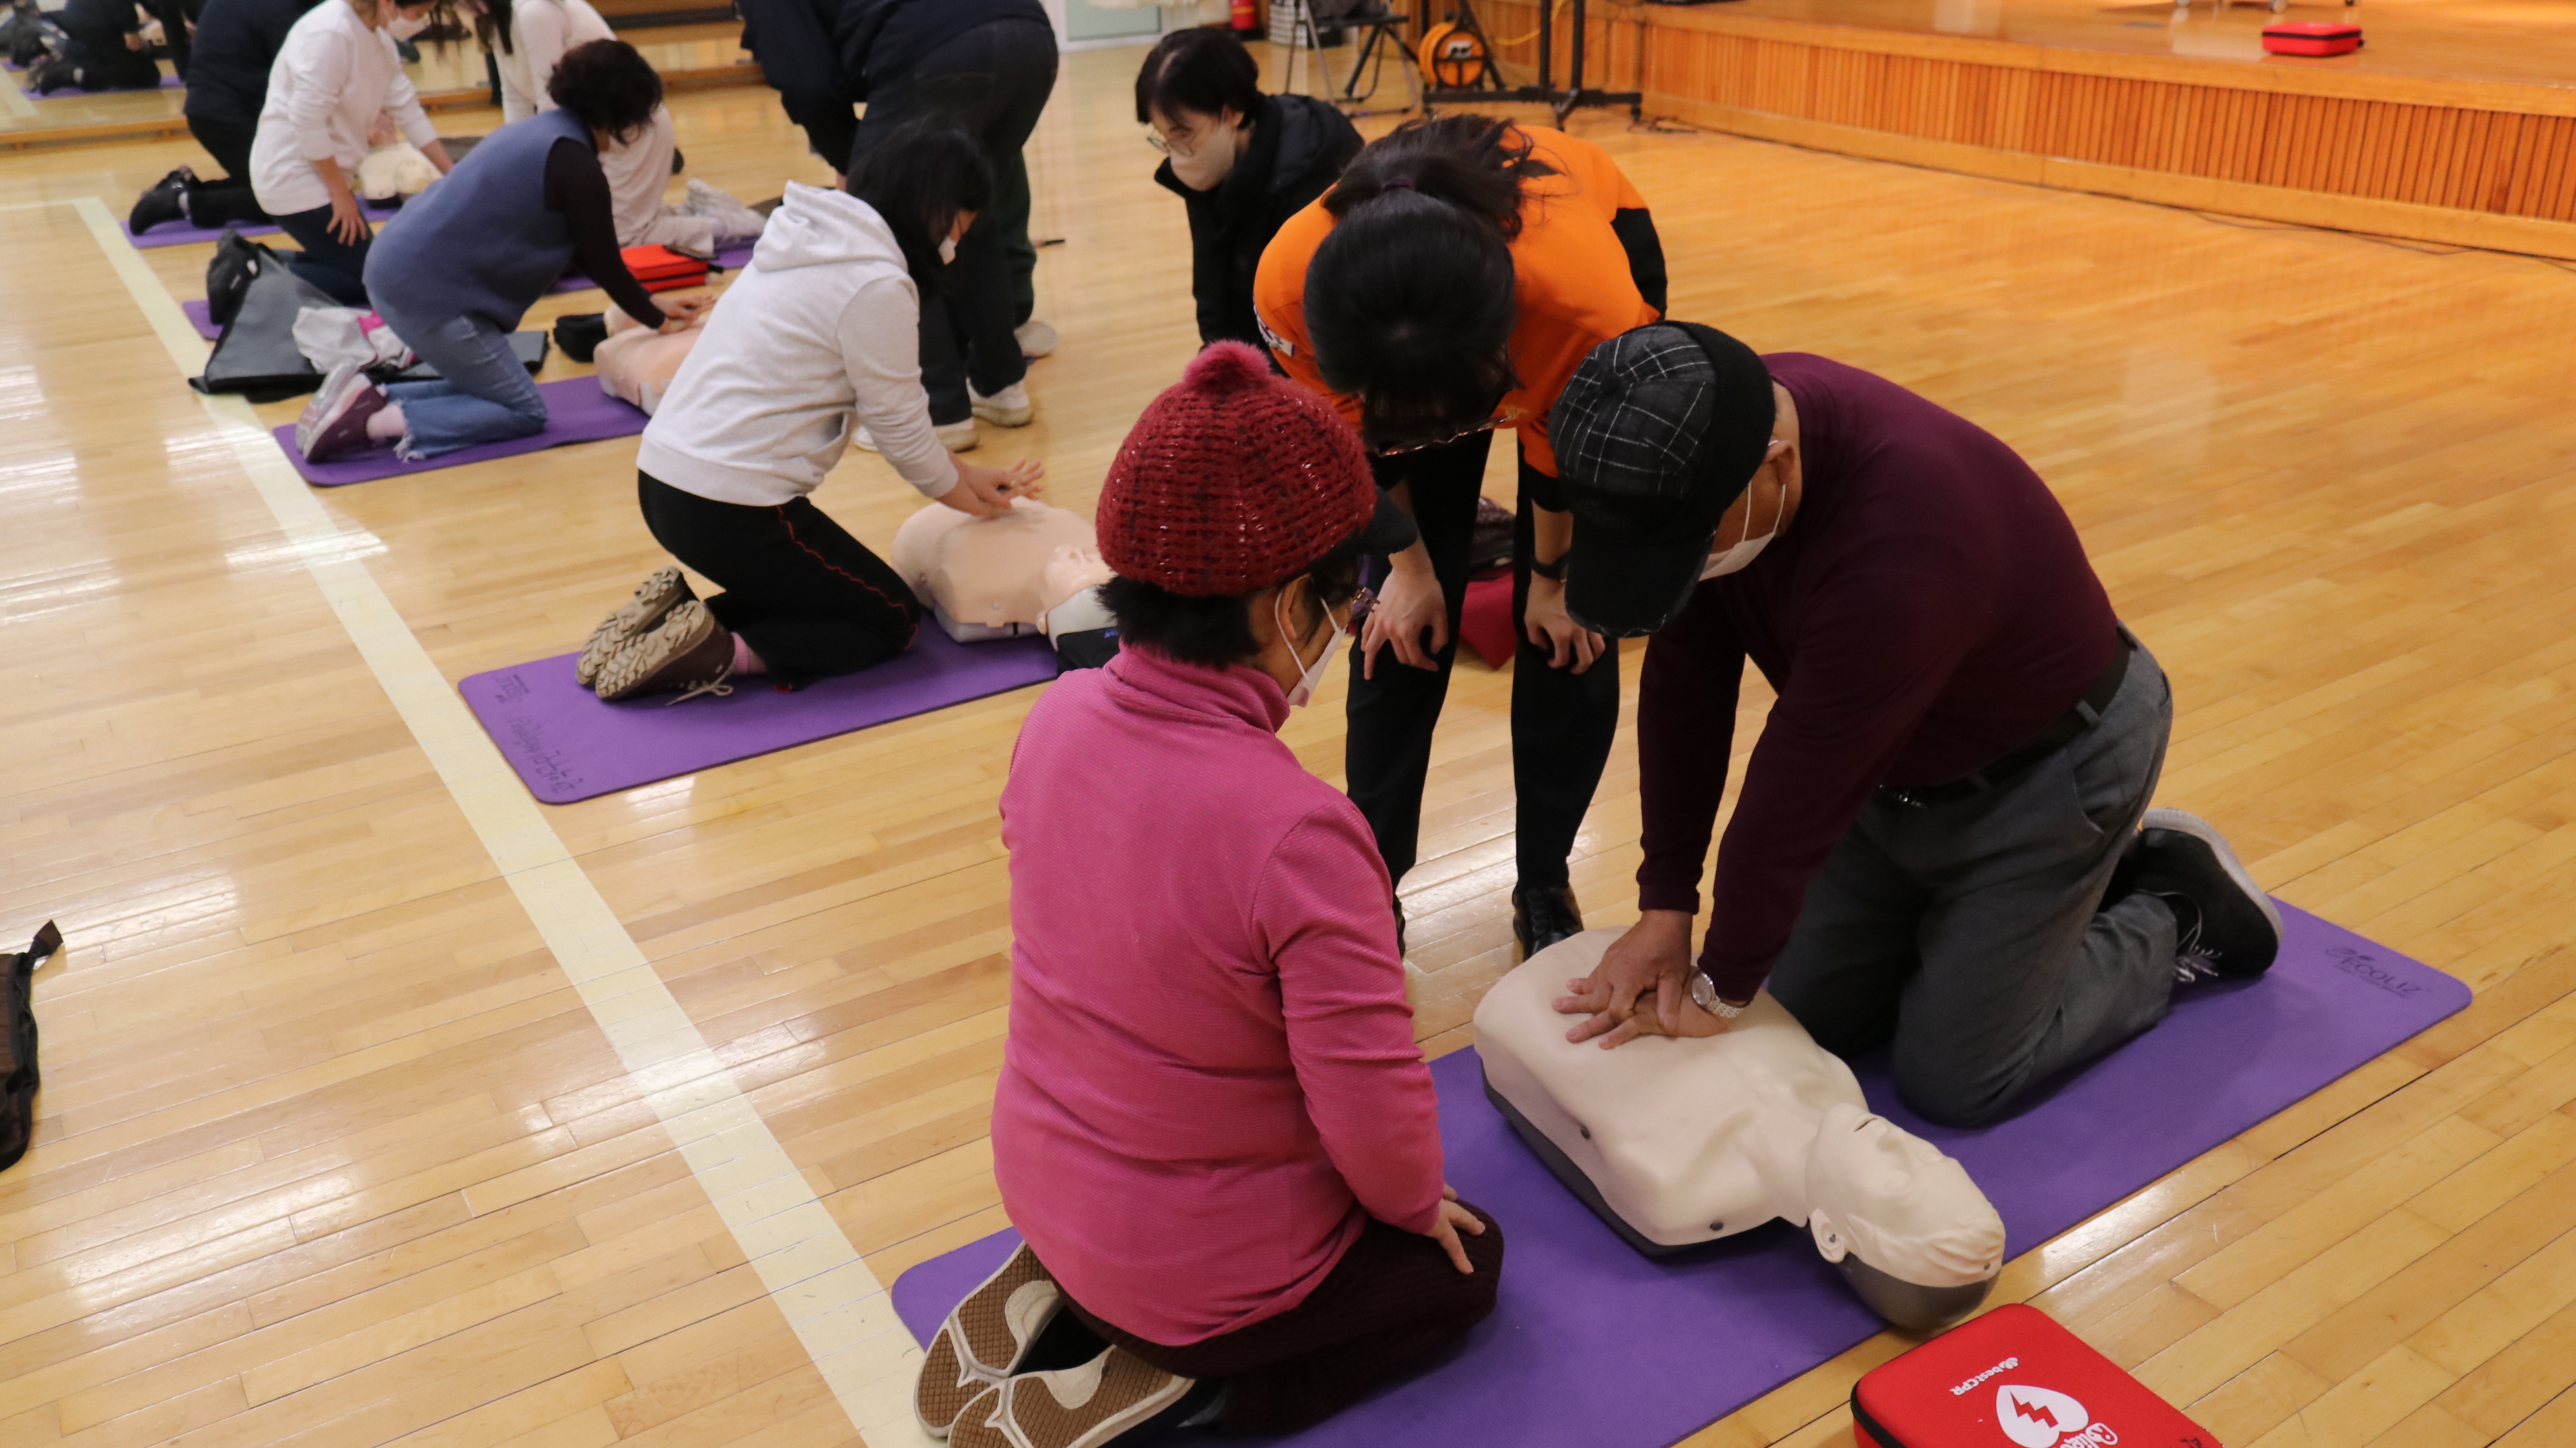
[
  {"left": 2262, "top": 21, "right": 2363, "bottom": 56},
  {"left": 621, "top": 244, "right": 710, "bottom": 292},
  {"left": 1852, "top": 1304, "right": 2223, "bottom": 1448}
]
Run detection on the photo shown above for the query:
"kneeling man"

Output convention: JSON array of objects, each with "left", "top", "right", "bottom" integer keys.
[{"left": 1548, "top": 324, "right": 2279, "bottom": 1127}]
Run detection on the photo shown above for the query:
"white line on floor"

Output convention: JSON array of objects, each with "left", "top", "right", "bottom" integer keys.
[{"left": 69, "top": 195, "right": 934, "bottom": 1447}]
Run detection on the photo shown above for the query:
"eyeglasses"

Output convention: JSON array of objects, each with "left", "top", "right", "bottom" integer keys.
[
  {"left": 1144, "top": 125, "right": 1201, "bottom": 157},
  {"left": 1368, "top": 418, "right": 1502, "bottom": 458}
]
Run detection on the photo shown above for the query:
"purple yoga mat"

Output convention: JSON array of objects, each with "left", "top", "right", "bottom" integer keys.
[
  {"left": 892, "top": 904, "right": 2467, "bottom": 1447},
  {"left": 268, "top": 378, "right": 644, "bottom": 487},
  {"left": 25, "top": 71, "right": 182, "bottom": 96},
  {"left": 460, "top": 630, "right": 1061, "bottom": 803},
  {"left": 122, "top": 200, "right": 400, "bottom": 250}
]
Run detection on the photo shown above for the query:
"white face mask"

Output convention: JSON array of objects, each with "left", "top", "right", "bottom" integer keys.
[
  {"left": 937, "top": 234, "right": 959, "bottom": 266},
  {"left": 1702, "top": 449, "right": 1787, "bottom": 580},
  {"left": 1274, "top": 589, "right": 1344, "bottom": 709},
  {"left": 387, "top": 10, "right": 429, "bottom": 37},
  {"left": 1168, "top": 116, "right": 1243, "bottom": 193}
]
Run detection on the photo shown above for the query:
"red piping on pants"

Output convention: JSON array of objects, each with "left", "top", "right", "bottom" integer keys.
[{"left": 775, "top": 504, "right": 920, "bottom": 650}]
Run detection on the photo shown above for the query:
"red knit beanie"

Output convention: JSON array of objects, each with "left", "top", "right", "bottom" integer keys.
[{"left": 1096, "top": 341, "right": 1377, "bottom": 597}]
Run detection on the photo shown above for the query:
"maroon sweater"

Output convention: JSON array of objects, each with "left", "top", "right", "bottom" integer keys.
[{"left": 1637, "top": 354, "right": 2118, "bottom": 1000}]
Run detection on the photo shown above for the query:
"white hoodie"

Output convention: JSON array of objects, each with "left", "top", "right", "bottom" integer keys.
[{"left": 639, "top": 184, "right": 958, "bottom": 507}]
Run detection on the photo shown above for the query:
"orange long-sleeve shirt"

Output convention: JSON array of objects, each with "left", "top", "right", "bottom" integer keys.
[{"left": 1251, "top": 125, "right": 1658, "bottom": 479}]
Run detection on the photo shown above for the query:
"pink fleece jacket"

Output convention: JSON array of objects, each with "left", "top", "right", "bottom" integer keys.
[{"left": 993, "top": 645, "right": 1445, "bottom": 1347}]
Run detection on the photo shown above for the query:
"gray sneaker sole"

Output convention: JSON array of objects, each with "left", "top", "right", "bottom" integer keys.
[{"left": 2141, "top": 806, "right": 2283, "bottom": 942}]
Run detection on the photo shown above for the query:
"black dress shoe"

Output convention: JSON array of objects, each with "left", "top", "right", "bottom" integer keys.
[
  {"left": 129, "top": 167, "right": 193, "bottom": 234},
  {"left": 1511, "top": 882, "right": 1584, "bottom": 958}
]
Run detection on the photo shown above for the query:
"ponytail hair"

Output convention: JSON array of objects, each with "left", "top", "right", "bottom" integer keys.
[
  {"left": 1305, "top": 116, "right": 1544, "bottom": 448},
  {"left": 1320, "top": 114, "right": 1552, "bottom": 239},
  {"left": 471, "top": 0, "right": 515, "bottom": 56}
]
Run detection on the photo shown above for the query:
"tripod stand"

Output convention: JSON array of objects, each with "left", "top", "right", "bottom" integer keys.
[{"left": 1421, "top": 0, "right": 1641, "bottom": 125}]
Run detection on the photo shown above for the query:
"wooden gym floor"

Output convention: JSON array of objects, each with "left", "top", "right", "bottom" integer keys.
[{"left": 5, "top": 39, "right": 2576, "bottom": 1448}]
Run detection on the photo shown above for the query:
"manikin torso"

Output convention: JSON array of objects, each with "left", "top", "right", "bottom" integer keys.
[
  {"left": 890, "top": 500, "right": 1113, "bottom": 644},
  {"left": 1476, "top": 931, "right": 2007, "bottom": 1325}
]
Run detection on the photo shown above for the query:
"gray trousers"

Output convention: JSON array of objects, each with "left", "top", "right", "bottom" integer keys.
[{"left": 1766, "top": 637, "right": 2179, "bottom": 1127}]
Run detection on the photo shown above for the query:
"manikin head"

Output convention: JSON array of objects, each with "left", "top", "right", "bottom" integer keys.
[{"left": 1804, "top": 1103, "right": 2006, "bottom": 1329}]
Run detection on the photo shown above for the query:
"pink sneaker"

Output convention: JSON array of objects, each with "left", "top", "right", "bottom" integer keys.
[{"left": 296, "top": 361, "right": 389, "bottom": 463}]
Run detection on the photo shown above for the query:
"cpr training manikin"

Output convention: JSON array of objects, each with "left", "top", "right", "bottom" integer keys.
[
  {"left": 1475, "top": 931, "right": 2008, "bottom": 1329},
  {"left": 889, "top": 500, "right": 1117, "bottom": 657}
]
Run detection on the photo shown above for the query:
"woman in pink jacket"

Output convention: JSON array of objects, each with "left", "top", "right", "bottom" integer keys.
[{"left": 914, "top": 342, "right": 1503, "bottom": 1448}]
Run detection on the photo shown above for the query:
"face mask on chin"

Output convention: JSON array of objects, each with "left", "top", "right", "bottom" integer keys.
[
  {"left": 386, "top": 10, "right": 429, "bottom": 37},
  {"left": 1701, "top": 454, "right": 1786, "bottom": 580},
  {"left": 1168, "top": 118, "right": 1243, "bottom": 193},
  {"left": 1274, "top": 588, "right": 1345, "bottom": 709}
]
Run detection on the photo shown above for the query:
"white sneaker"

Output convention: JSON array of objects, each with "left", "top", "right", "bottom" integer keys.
[
  {"left": 1014, "top": 319, "right": 1057, "bottom": 359},
  {"left": 969, "top": 382, "right": 1033, "bottom": 428},
  {"left": 682, "top": 178, "right": 769, "bottom": 244},
  {"left": 858, "top": 419, "right": 978, "bottom": 453}
]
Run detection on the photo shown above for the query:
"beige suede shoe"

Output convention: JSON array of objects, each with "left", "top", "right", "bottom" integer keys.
[
  {"left": 576, "top": 566, "right": 693, "bottom": 688},
  {"left": 916, "top": 1243, "right": 1063, "bottom": 1439},
  {"left": 592, "top": 600, "right": 733, "bottom": 705},
  {"left": 947, "top": 1348, "right": 1193, "bottom": 1448}
]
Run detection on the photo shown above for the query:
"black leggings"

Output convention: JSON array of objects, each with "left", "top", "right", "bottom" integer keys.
[
  {"left": 185, "top": 116, "right": 271, "bottom": 228},
  {"left": 1070, "top": 1204, "right": 1505, "bottom": 1435},
  {"left": 1344, "top": 435, "right": 1623, "bottom": 890},
  {"left": 638, "top": 472, "right": 921, "bottom": 685}
]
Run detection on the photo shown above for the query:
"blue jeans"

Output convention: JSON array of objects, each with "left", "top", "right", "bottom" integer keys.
[
  {"left": 274, "top": 204, "right": 373, "bottom": 307},
  {"left": 372, "top": 303, "right": 547, "bottom": 459}
]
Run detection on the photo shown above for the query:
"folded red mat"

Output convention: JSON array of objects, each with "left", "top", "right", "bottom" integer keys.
[
  {"left": 621, "top": 244, "right": 709, "bottom": 292},
  {"left": 2263, "top": 20, "right": 2362, "bottom": 56}
]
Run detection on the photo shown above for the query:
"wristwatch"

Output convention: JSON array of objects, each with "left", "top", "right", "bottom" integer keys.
[
  {"left": 1688, "top": 968, "right": 1750, "bottom": 1019},
  {"left": 1528, "top": 554, "right": 1567, "bottom": 582}
]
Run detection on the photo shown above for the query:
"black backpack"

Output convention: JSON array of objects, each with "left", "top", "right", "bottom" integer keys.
[{"left": 1, "top": 922, "right": 59, "bottom": 1174}]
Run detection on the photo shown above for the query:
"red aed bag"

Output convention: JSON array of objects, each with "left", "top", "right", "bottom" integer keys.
[
  {"left": 621, "top": 244, "right": 709, "bottom": 292},
  {"left": 2262, "top": 21, "right": 2362, "bottom": 56},
  {"left": 1852, "top": 1304, "right": 2223, "bottom": 1448}
]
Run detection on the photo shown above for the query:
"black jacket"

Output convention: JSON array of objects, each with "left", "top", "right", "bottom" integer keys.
[
  {"left": 735, "top": 0, "right": 1046, "bottom": 164},
  {"left": 182, "top": 0, "right": 319, "bottom": 127},
  {"left": 1155, "top": 93, "right": 1361, "bottom": 350}
]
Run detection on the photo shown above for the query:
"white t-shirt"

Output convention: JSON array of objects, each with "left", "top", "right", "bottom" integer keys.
[
  {"left": 494, "top": 0, "right": 614, "bottom": 123},
  {"left": 250, "top": 0, "right": 436, "bottom": 218}
]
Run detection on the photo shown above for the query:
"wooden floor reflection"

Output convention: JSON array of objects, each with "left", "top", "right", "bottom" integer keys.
[{"left": 1, "top": 38, "right": 2573, "bottom": 1448}]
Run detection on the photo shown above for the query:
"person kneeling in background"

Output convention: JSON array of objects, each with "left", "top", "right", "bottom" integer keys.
[
  {"left": 294, "top": 39, "right": 707, "bottom": 465},
  {"left": 912, "top": 343, "right": 1499, "bottom": 1448},
  {"left": 578, "top": 118, "right": 1044, "bottom": 705}
]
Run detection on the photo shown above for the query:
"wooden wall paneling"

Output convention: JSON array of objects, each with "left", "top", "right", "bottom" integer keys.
[
  {"left": 2543, "top": 122, "right": 2576, "bottom": 222},
  {"left": 1497, "top": 3, "right": 2576, "bottom": 253}
]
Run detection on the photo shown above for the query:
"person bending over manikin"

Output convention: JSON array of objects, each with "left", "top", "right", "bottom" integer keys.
[
  {"left": 888, "top": 499, "right": 1112, "bottom": 644},
  {"left": 455, "top": 0, "right": 767, "bottom": 255},
  {"left": 577, "top": 120, "right": 1042, "bottom": 705},
  {"left": 1477, "top": 930, "right": 2006, "bottom": 1329}
]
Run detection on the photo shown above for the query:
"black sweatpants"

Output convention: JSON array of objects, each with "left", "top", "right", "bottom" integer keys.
[
  {"left": 842, "top": 18, "right": 1056, "bottom": 425},
  {"left": 638, "top": 472, "right": 921, "bottom": 685},
  {"left": 1070, "top": 1203, "right": 1505, "bottom": 1436},
  {"left": 59, "top": 21, "right": 161, "bottom": 90},
  {"left": 185, "top": 115, "right": 270, "bottom": 228},
  {"left": 1346, "top": 434, "right": 1622, "bottom": 889}
]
